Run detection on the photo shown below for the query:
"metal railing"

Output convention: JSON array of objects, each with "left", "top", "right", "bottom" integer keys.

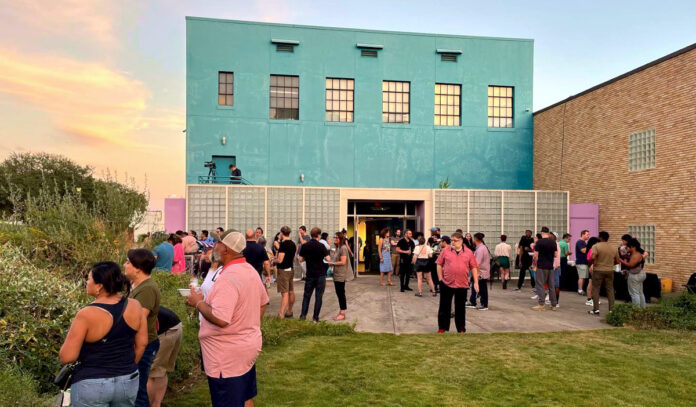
[{"left": 197, "top": 176, "right": 253, "bottom": 185}]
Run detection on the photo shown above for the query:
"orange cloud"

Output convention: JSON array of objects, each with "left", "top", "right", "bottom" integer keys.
[{"left": 0, "top": 48, "right": 183, "bottom": 149}]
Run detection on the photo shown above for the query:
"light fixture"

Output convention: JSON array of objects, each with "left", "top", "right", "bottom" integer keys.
[
  {"left": 300, "top": 173, "right": 305, "bottom": 183},
  {"left": 221, "top": 136, "right": 226, "bottom": 145}
]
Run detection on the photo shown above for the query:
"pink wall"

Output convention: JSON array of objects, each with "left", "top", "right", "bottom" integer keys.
[
  {"left": 164, "top": 198, "right": 186, "bottom": 233},
  {"left": 569, "top": 203, "right": 599, "bottom": 262}
]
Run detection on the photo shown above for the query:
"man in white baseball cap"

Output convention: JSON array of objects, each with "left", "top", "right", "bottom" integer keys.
[{"left": 186, "top": 231, "right": 269, "bottom": 407}]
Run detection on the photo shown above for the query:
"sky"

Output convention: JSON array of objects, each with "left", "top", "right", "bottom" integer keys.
[{"left": 1, "top": 0, "right": 694, "bottom": 210}]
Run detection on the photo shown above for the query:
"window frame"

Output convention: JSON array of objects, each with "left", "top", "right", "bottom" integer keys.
[
  {"left": 325, "top": 78, "right": 355, "bottom": 123},
  {"left": 269, "top": 74, "right": 300, "bottom": 120},
  {"left": 628, "top": 225, "right": 655, "bottom": 265},
  {"left": 434, "top": 83, "right": 461, "bottom": 127},
  {"left": 382, "top": 80, "right": 410, "bottom": 124},
  {"left": 628, "top": 129, "right": 656, "bottom": 171},
  {"left": 487, "top": 85, "right": 514, "bottom": 129},
  {"left": 218, "top": 71, "right": 234, "bottom": 107}
]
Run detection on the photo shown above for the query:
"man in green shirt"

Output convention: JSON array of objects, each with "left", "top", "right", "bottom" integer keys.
[
  {"left": 560, "top": 233, "right": 572, "bottom": 289},
  {"left": 125, "top": 248, "right": 162, "bottom": 407}
]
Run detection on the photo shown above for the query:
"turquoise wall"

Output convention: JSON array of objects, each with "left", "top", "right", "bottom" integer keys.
[{"left": 186, "top": 18, "right": 534, "bottom": 189}]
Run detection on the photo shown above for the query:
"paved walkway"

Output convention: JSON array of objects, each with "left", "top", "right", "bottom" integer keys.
[{"left": 265, "top": 274, "right": 613, "bottom": 334}]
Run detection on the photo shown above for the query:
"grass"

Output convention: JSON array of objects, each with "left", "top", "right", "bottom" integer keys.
[{"left": 164, "top": 324, "right": 696, "bottom": 407}]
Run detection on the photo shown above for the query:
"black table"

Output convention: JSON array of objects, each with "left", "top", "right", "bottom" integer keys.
[{"left": 559, "top": 266, "right": 660, "bottom": 303}]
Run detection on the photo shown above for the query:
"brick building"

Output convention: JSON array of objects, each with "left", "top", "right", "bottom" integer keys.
[{"left": 533, "top": 43, "right": 696, "bottom": 289}]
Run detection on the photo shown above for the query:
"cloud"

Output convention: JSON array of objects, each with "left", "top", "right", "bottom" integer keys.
[
  {"left": 0, "top": 48, "right": 183, "bottom": 149},
  {"left": 1, "top": 0, "right": 119, "bottom": 48}
]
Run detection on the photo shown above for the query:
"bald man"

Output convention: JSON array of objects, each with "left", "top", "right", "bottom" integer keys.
[{"left": 243, "top": 229, "right": 271, "bottom": 282}]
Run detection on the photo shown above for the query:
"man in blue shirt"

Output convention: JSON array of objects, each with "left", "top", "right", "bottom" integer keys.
[
  {"left": 200, "top": 230, "right": 216, "bottom": 246},
  {"left": 153, "top": 234, "right": 175, "bottom": 272}
]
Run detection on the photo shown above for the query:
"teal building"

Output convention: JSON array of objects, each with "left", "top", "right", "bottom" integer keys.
[
  {"left": 184, "top": 18, "right": 564, "bottom": 266},
  {"left": 186, "top": 17, "right": 534, "bottom": 189}
]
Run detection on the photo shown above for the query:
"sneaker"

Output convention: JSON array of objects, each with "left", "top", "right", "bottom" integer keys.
[
  {"left": 465, "top": 303, "right": 476, "bottom": 308},
  {"left": 531, "top": 295, "right": 539, "bottom": 300},
  {"left": 404, "top": 287, "right": 413, "bottom": 291},
  {"left": 532, "top": 305, "right": 546, "bottom": 311},
  {"left": 585, "top": 299, "right": 594, "bottom": 306},
  {"left": 554, "top": 304, "right": 560, "bottom": 308},
  {"left": 477, "top": 306, "right": 488, "bottom": 311},
  {"left": 588, "top": 309, "right": 600, "bottom": 315},
  {"left": 550, "top": 305, "right": 558, "bottom": 311},
  {"left": 577, "top": 290, "right": 584, "bottom": 296},
  {"left": 437, "top": 329, "right": 446, "bottom": 333}
]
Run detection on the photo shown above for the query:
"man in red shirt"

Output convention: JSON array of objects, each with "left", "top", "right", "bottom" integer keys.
[
  {"left": 436, "top": 232, "right": 479, "bottom": 333},
  {"left": 186, "top": 231, "right": 269, "bottom": 407}
]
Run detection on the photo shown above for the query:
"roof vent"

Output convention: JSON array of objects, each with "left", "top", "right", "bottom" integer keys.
[{"left": 361, "top": 49, "right": 378, "bottom": 58}]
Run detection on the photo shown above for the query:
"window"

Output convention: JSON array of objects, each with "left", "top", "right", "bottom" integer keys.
[
  {"left": 434, "top": 83, "right": 461, "bottom": 126},
  {"left": 487, "top": 86, "right": 513, "bottom": 128},
  {"left": 382, "top": 81, "right": 410, "bottom": 123},
  {"left": 218, "top": 72, "right": 234, "bottom": 106},
  {"left": 325, "top": 78, "right": 354, "bottom": 122},
  {"left": 269, "top": 75, "right": 299, "bottom": 120},
  {"left": 629, "top": 129, "right": 656, "bottom": 171},
  {"left": 628, "top": 225, "right": 655, "bottom": 265}
]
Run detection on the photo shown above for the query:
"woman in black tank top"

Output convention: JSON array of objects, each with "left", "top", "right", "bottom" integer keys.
[{"left": 59, "top": 262, "right": 148, "bottom": 407}]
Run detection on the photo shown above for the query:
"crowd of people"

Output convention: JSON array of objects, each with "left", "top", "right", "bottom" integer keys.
[{"left": 58, "top": 222, "right": 650, "bottom": 406}]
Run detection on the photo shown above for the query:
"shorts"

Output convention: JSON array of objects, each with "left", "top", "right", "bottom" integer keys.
[
  {"left": 277, "top": 268, "right": 294, "bottom": 293},
  {"left": 576, "top": 264, "right": 589, "bottom": 279},
  {"left": 207, "top": 364, "right": 257, "bottom": 407},
  {"left": 415, "top": 259, "right": 429, "bottom": 273},
  {"left": 150, "top": 323, "right": 183, "bottom": 378},
  {"left": 554, "top": 268, "right": 561, "bottom": 288},
  {"left": 498, "top": 256, "right": 510, "bottom": 269}
]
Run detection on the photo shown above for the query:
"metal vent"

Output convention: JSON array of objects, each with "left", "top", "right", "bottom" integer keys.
[
  {"left": 441, "top": 54, "right": 457, "bottom": 62},
  {"left": 361, "top": 49, "right": 378, "bottom": 58},
  {"left": 276, "top": 44, "right": 295, "bottom": 52}
]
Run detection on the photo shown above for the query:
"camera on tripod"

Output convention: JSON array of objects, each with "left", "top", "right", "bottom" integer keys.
[{"left": 204, "top": 161, "right": 216, "bottom": 169}]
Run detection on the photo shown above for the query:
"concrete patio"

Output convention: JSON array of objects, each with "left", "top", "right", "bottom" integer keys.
[{"left": 265, "top": 274, "right": 614, "bottom": 334}]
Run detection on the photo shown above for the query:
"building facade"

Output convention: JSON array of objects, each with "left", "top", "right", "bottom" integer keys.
[
  {"left": 533, "top": 43, "right": 696, "bottom": 289},
  {"left": 186, "top": 18, "right": 567, "bottom": 267}
]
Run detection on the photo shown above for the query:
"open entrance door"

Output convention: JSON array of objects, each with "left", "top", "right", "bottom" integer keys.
[{"left": 346, "top": 200, "right": 421, "bottom": 276}]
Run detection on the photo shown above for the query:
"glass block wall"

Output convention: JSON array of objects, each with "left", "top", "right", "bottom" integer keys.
[
  {"left": 503, "top": 191, "right": 535, "bottom": 267},
  {"left": 629, "top": 129, "right": 656, "bottom": 171},
  {"left": 537, "top": 192, "right": 568, "bottom": 237},
  {"left": 469, "top": 191, "right": 502, "bottom": 250},
  {"left": 187, "top": 186, "right": 226, "bottom": 233},
  {"left": 305, "top": 189, "right": 340, "bottom": 237},
  {"left": 267, "top": 188, "right": 303, "bottom": 242},
  {"left": 628, "top": 225, "right": 655, "bottom": 265},
  {"left": 434, "top": 190, "right": 468, "bottom": 236},
  {"left": 228, "top": 187, "right": 265, "bottom": 232}
]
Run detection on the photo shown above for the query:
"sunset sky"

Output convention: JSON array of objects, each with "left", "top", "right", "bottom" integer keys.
[{"left": 1, "top": 0, "right": 694, "bottom": 210}]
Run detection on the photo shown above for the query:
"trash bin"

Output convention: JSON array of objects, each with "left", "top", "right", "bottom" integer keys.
[{"left": 661, "top": 278, "right": 673, "bottom": 293}]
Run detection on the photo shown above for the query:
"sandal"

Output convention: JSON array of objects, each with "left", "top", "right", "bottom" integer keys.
[{"left": 333, "top": 313, "right": 346, "bottom": 321}]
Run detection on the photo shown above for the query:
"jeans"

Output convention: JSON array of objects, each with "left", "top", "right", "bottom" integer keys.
[
  {"left": 334, "top": 280, "right": 347, "bottom": 310},
  {"left": 592, "top": 269, "right": 615, "bottom": 312},
  {"left": 135, "top": 339, "right": 160, "bottom": 407},
  {"left": 71, "top": 371, "right": 139, "bottom": 407},
  {"left": 438, "top": 283, "right": 468, "bottom": 332},
  {"left": 628, "top": 270, "right": 646, "bottom": 308},
  {"left": 301, "top": 275, "right": 326, "bottom": 321},
  {"left": 430, "top": 257, "right": 440, "bottom": 290},
  {"left": 399, "top": 258, "right": 412, "bottom": 290},
  {"left": 535, "top": 268, "right": 557, "bottom": 306},
  {"left": 469, "top": 279, "right": 489, "bottom": 307}
]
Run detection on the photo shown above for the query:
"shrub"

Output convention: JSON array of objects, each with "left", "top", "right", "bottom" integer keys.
[
  {"left": 0, "top": 362, "right": 52, "bottom": 407},
  {"left": 0, "top": 244, "right": 87, "bottom": 392},
  {"left": 607, "top": 293, "right": 696, "bottom": 330}
]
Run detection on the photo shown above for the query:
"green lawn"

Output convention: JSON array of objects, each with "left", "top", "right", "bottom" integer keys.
[{"left": 164, "top": 326, "right": 696, "bottom": 407}]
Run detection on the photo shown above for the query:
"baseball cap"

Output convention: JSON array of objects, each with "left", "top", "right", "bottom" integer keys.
[
  {"left": 430, "top": 227, "right": 438, "bottom": 232},
  {"left": 441, "top": 236, "right": 451, "bottom": 244},
  {"left": 551, "top": 231, "right": 559, "bottom": 239},
  {"left": 221, "top": 231, "right": 246, "bottom": 253}
]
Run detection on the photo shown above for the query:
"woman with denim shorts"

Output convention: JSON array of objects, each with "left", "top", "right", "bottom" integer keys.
[{"left": 60, "top": 262, "right": 148, "bottom": 407}]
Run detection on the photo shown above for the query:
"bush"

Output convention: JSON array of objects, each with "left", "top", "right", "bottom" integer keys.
[
  {"left": 607, "top": 293, "right": 696, "bottom": 330},
  {"left": 0, "top": 245, "right": 87, "bottom": 392},
  {"left": 0, "top": 363, "right": 52, "bottom": 407}
]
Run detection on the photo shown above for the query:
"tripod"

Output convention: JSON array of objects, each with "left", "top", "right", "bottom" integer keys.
[{"left": 206, "top": 166, "right": 217, "bottom": 183}]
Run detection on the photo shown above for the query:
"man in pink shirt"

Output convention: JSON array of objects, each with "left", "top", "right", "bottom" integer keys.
[
  {"left": 186, "top": 231, "right": 269, "bottom": 407},
  {"left": 436, "top": 232, "right": 479, "bottom": 333}
]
